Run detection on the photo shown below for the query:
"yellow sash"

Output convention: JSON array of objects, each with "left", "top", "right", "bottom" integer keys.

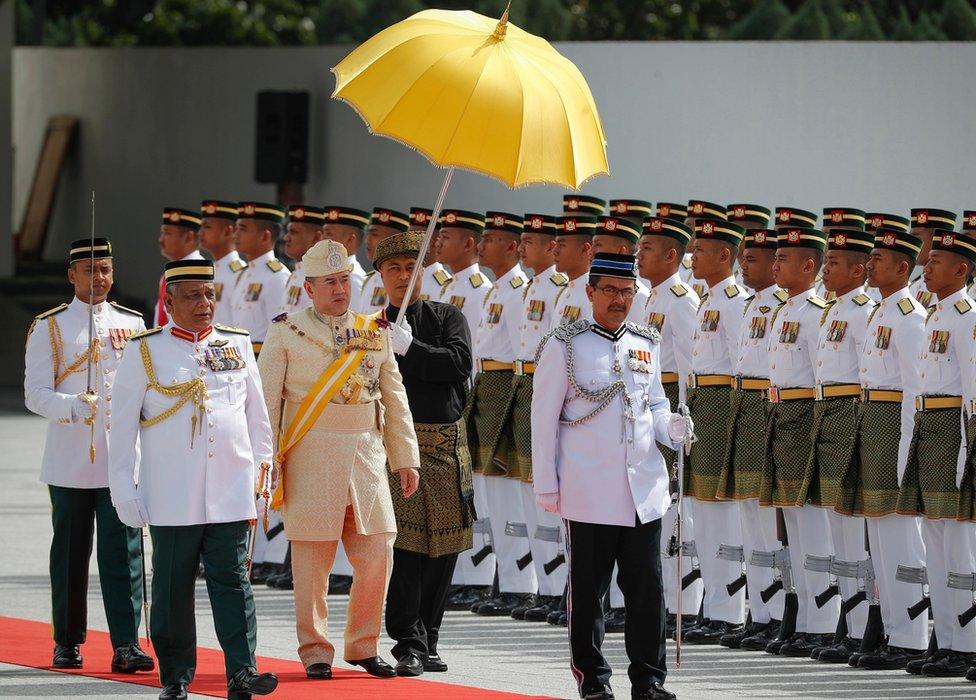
[{"left": 271, "top": 313, "right": 378, "bottom": 508}]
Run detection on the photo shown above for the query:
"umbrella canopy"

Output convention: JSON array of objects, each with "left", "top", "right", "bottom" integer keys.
[{"left": 332, "top": 8, "right": 609, "bottom": 189}]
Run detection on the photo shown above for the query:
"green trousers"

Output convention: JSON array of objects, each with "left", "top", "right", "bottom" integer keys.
[
  {"left": 48, "top": 485, "right": 143, "bottom": 648},
  {"left": 149, "top": 521, "right": 257, "bottom": 685}
]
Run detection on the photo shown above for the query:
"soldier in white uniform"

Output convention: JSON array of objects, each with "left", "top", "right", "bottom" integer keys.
[
  {"left": 109, "top": 259, "right": 278, "bottom": 700},
  {"left": 409, "top": 207, "right": 453, "bottom": 301},
  {"left": 591, "top": 214, "right": 649, "bottom": 325},
  {"left": 24, "top": 237, "right": 152, "bottom": 673},
  {"left": 436, "top": 209, "right": 492, "bottom": 335},
  {"left": 322, "top": 205, "right": 370, "bottom": 312},
  {"left": 359, "top": 208, "right": 410, "bottom": 314},
  {"left": 716, "top": 228, "right": 788, "bottom": 651},
  {"left": 468, "top": 212, "right": 534, "bottom": 617},
  {"left": 866, "top": 212, "right": 913, "bottom": 297},
  {"left": 908, "top": 209, "right": 958, "bottom": 308},
  {"left": 815, "top": 208, "right": 874, "bottom": 302},
  {"left": 230, "top": 201, "right": 290, "bottom": 357},
  {"left": 532, "top": 252, "right": 685, "bottom": 700},
  {"left": 726, "top": 204, "right": 773, "bottom": 295},
  {"left": 155, "top": 207, "right": 205, "bottom": 327},
  {"left": 682, "top": 201, "right": 728, "bottom": 299},
  {"left": 199, "top": 200, "right": 247, "bottom": 325},
  {"left": 510, "top": 213, "right": 568, "bottom": 623},
  {"left": 845, "top": 228, "right": 929, "bottom": 670},
  {"left": 278, "top": 204, "right": 325, "bottom": 315},
  {"left": 552, "top": 214, "right": 597, "bottom": 329},
  {"left": 638, "top": 216, "right": 704, "bottom": 638},
  {"left": 681, "top": 218, "right": 748, "bottom": 644},
  {"left": 802, "top": 228, "right": 876, "bottom": 663},
  {"left": 896, "top": 229, "right": 976, "bottom": 678}
]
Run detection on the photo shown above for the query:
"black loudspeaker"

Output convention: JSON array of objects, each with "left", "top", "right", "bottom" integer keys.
[{"left": 254, "top": 91, "right": 310, "bottom": 184}]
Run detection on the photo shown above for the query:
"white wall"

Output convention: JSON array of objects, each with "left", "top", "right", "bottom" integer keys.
[{"left": 13, "top": 42, "right": 976, "bottom": 304}]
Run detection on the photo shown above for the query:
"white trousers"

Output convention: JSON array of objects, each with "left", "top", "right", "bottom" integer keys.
[
  {"left": 660, "top": 498, "right": 704, "bottom": 616},
  {"left": 693, "top": 499, "right": 746, "bottom": 624},
  {"left": 782, "top": 505, "right": 838, "bottom": 634},
  {"left": 485, "top": 476, "right": 538, "bottom": 594},
  {"left": 742, "top": 501, "right": 784, "bottom": 624},
  {"left": 520, "top": 483, "right": 567, "bottom": 596},
  {"left": 826, "top": 510, "right": 868, "bottom": 639},
  {"left": 452, "top": 473, "right": 496, "bottom": 586},
  {"left": 921, "top": 518, "right": 976, "bottom": 653},
  {"left": 866, "top": 514, "right": 928, "bottom": 650},
  {"left": 252, "top": 508, "right": 288, "bottom": 565}
]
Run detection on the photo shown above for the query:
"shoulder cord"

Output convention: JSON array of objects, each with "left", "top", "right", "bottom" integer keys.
[
  {"left": 138, "top": 339, "right": 208, "bottom": 447},
  {"left": 49, "top": 317, "right": 98, "bottom": 386},
  {"left": 559, "top": 336, "right": 633, "bottom": 427}
]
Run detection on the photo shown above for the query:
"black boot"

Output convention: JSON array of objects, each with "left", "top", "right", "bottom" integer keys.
[
  {"left": 817, "top": 636, "right": 861, "bottom": 664},
  {"left": 740, "top": 619, "right": 779, "bottom": 651},
  {"left": 524, "top": 595, "right": 558, "bottom": 622},
  {"left": 858, "top": 644, "right": 926, "bottom": 670},
  {"left": 721, "top": 619, "right": 766, "bottom": 649},
  {"left": 227, "top": 667, "right": 279, "bottom": 699},
  {"left": 684, "top": 620, "right": 742, "bottom": 645}
]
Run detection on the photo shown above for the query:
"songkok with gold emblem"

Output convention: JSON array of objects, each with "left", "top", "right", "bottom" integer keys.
[
  {"left": 776, "top": 227, "right": 827, "bottom": 251},
  {"left": 523, "top": 213, "right": 560, "bottom": 235},
  {"left": 288, "top": 204, "right": 326, "bottom": 224},
  {"left": 164, "top": 259, "right": 215, "bottom": 284},
  {"left": 774, "top": 207, "right": 817, "bottom": 229},
  {"left": 324, "top": 205, "right": 370, "bottom": 228},
  {"left": 742, "top": 229, "right": 778, "bottom": 250},
  {"left": 162, "top": 207, "right": 202, "bottom": 230},
  {"left": 932, "top": 230, "right": 976, "bottom": 264},
  {"left": 69, "top": 237, "right": 112, "bottom": 263},
  {"left": 656, "top": 202, "right": 687, "bottom": 221},
  {"left": 693, "top": 218, "right": 745, "bottom": 246},
  {"left": 873, "top": 229, "right": 922, "bottom": 262},
  {"left": 687, "top": 200, "right": 727, "bottom": 220},
  {"left": 642, "top": 217, "right": 692, "bottom": 245},
  {"left": 865, "top": 212, "right": 910, "bottom": 233},
  {"left": 964, "top": 211, "right": 976, "bottom": 231},
  {"left": 558, "top": 215, "right": 598, "bottom": 237},
  {"left": 303, "top": 240, "right": 353, "bottom": 277},
  {"left": 563, "top": 194, "right": 606, "bottom": 216},
  {"left": 911, "top": 208, "right": 957, "bottom": 229},
  {"left": 200, "top": 200, "right": 239, "bottom": 221},
  {"left": 822, "top": 207, "right": 866, "bottom": 229},
  {"left": 827, "top": 228, "right": 874, "bottom": 252},
  {"left": 608, "top": 199, "right": 653, "bottom": 219},
  {"left": 726, "top": 203, "right": 771, "bottom": 226},
  {"left": 237, "top": 201, "right": 286, "bottom": 224},
  {"left": 485, "top": 211, "right": 524, "bottom": 236},
  {"left": 596, "top": 216, "right": 641, "bottom": 244},
  {"left": 409, "top": 207, "right": 434, "bottom": 230},
  {"left": 374, "top": 232, "right": 425, "bottom": 271},
  {"left": 439, "top": 209, "right": 484, "bottom": 234},
  {"left": 370, "top": 207, "right": 410, "bottom": 233}
]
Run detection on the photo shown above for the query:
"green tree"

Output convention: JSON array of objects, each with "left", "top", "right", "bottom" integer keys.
[
  {"left": 891, "top": 5, "right": 916, "bottom": 39},
  {"left": 843, "top": 1, "right": 886, "bottom": 38},
  {"left": 915, "top": 9, "right": 949, "bottom": 38},
  {"left": 775, "top": 0, "right": 832, "bottom": 38},
  {"left": 821, "top": 0, "right": 850, "bottom": 34},
  {"left": 941, "top": 0, "right": 976, "bottom": 39},
  {"left": 727, "top": 0, "right": 792, "bottom": 39}
]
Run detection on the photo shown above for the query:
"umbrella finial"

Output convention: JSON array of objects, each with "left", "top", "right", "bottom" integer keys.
[{"left": 493, "top": 0, "right": 513, "bottom": 39}]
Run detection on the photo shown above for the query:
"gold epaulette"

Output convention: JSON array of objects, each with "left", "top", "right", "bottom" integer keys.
[
  {"left": 955, "top": 298, "right": 973, "bottom": 314},
  {"left": 35, "top": 303, "right": 68, "bottom": 320},
  {"left": 215, "top": 324, "right": 250, "bottom": 335},
  {"left": 681, "top": 257, "right": 693, "bottom": 269},
  {"left": 670, "top": 283, "right": 690, "bottom": 297},
  {"left": 510, "top": 276, "right": 525, "bottom": 289},
  {"left": 266, "top": 259, "right": 285, "bottom": 273},
  {"left": 807, "top": 295, "right": 828, "bottom": 309},
  {"left": 773, "top": 289, "right": 789, "bottom": 303},
  {"left": 550, "top": 272, "right": 569, "bottom": 287},
  {"left": 469, "top": 272, "right": 486, "bottom": 288},
  {"left": 433, "top": 269, "right": 452, "bottom": 286},
  {"left": 724, "top": 283, "right": 745, "bottom": 299},
  {"left": 897, "top": 297, "right": 917, "bottom": 315},
  {"left": 130, "top": 327, "right": 163, "bottom": 340},
  {"left": 110, "top": 301, "right": 143, "bottom": 318},
  {"left": 230, "top": 259, "right": 247, "bottom": 273},
  {"left": 852, "top": 293, "right": 872, "bottom": 306}
]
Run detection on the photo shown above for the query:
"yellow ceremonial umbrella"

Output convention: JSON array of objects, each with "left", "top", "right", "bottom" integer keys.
[{"left": 331, "top": 4, "right": 609, "bottom": 317}]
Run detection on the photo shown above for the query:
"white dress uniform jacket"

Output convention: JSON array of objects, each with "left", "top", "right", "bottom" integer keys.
[
  {"left": 108, "top": 323, "right": 274, "bottom": 525},
  {"left": 516, "top": 266, "right": 567, "bottom": 362},
  {"left": 643, "top": 272, "right": 701, "bottom": 400},
  {"left": 531, "top": 321, "right": 677, "bottom": 527},
  {"left": 474, "top": 265, "right": 528, "bottom": 364},
  {"left": 816, "top": 288, "right": 874, "bottom": 386},
  {"left": 25, "top": 298, "right": 145, "bottom": 488},
  {"left": 420, "top": 262, "right": 452, "bottom": 302},
  {"left": 439, "top": 263, "right": 492, "bottom": 337},
  {"left": 348, "top": 255, "right": 367, "bottom": 311},
  {"left": 691, "top": 275, "right": 748, "bottom": 376},
  {"left": 229, "top": 250, "right": 290, "bottom": 343},
  {"left": 767, "top": 287, "right": 826, "bottom": 390},
  {"left": 550, "top": 273, "right": 592, "bottom": 330},
  {"left": 735, "top": 286, "right": 788, "bottom": 379},
  {"left": 860, "top": 287, "right": 927, "bottom": 482},
  {"left": 625, "top": 279, "right": 651, "bottom": 325},
  {"left": 212, "top": 251, "right": 247, "bottom": 325},
  {"left": 909, "top": 268, "right": 935, "bottom": 308},
  {"left": 357, "top": 270, "right": 388, "bottom": 315},
  {"left": 279, "top": 261, "right": 311, "bottom": 316}
]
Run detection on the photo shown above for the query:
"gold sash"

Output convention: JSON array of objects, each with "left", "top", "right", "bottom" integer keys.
[{"left": 271, "top": 313, "right": 378, "bottom": 508}]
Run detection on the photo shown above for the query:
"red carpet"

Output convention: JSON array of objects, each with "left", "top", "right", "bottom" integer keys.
[{"left": 0, "top": 616, "right": 553, "bottom": 698}]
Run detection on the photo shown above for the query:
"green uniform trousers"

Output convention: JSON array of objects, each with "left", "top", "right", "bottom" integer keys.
[
  {"left": 48, "top": 485, "right": 142, "bottom": 648},
  {"left": 149, "top": 520, "right": 256, "bottom": 686}
]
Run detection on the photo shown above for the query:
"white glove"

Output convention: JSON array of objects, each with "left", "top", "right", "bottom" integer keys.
[
  {"left": 667, "top": 413, "right": 693, "bottom": 444},
  {"left": 536, "top": 492, "right": 560, "bottom": 513},
  {"left": 388, "top": 318, "right": 414, "bottom": 356},
  {"left": 70, "top": 393, "right": 99, "bottom": 421},
  {"left": 115, "top": 499, "right": 148, "bottom": 529}
]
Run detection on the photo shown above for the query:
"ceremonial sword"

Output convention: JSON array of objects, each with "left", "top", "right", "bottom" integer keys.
[{"left": 83, "top": 191, "right": 98, "bottom": 462}]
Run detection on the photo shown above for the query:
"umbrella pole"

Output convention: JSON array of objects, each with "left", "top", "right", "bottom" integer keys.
[{"left": 395, "top": 166, "right": 455, "bottom": 326}]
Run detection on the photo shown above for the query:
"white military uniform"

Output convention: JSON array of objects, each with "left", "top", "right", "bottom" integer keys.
[
  {"left": 229, "top": 250, "right": 290, "bottom": 351},
  {"left": 439, "top": 263, "right": 492, "bottom": 338},
  {"left": 908, "top": 267, "right": 935, "bottom": 308},
  {"left": 108, "top": 323, "right": 274, "bottom": 525},
  {"left": 643, "top": 273, "right": 704, "bottom": 617},
  {"left": 625, "top": 279, "right": 651, "bottom": 325},
  {"left": 156, "top": 249, "right": 205, "bottom": 327},
  {"left": 916, "top": 288, "right": 976, "bottom": 654},
  {"left": 212, "top": 251, "right": 247, "bottom": 325},
  {"left": 729, "top": 284, "right": 788, "bottom": 626},
  {"left": 689, "top": 275, "right": 747, "bottom": 624},
  {"left": 767, "top": 288, "right": 839, "bottom": 635},
  {"left": 815, "top": 287, "right": 875, "bottom": 640},
  {"left": 357, "top": 270, "right": 388, "bottom": 315},
  {"left": 348, "top": 255, "right": 367, "bottom": 311},
  {"left": 516, "top": 265, "right": 568, "bottom": 597},
  {"left": 859, "top": 286, "right": 929, "bottom": 650},
  {"left": 279, "top": 261, "right": 311, "bottom": 316},
  {"left": 420, "top": 262, "right": 452, "bottom": 302},
  {"left": 474, "top": 265, "right": 535, "bottom": 596},
  {"left": 25, "top": 298, "right": 145, "bottom": 487},
  {"left": 550, "top": 273, "right": 591, "bottom": 330}
]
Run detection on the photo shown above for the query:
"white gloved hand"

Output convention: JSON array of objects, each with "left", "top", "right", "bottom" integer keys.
[
  {"left": 71, "top": 393, "right": 99, "bottom": 422},
  {"left": 667, "top": 413, "right": 693, "bottom": 444},
  {"left": 115, "top": 499, "right": 148, "bottom": 529},
  {"left": 388, "top": 318, "right": 414, "bottom": 356},
  {"left": 536, "top": 492, "right": 560, "bottom": 513}
]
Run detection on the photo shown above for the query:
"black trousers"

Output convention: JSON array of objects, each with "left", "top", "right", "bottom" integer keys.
[
  {"left": 385, "top": 548, "right": 458, "bottom": 660},
  {"left": 48, "top": 485, "right": 143, "bottom": 648},
  {"left": 566, "top": 515, "right": 666, "bottom": 695}
]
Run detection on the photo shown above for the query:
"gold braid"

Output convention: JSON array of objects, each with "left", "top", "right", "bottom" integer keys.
[
  {"left": 49, "top": 317, "right": 99, "bottom": 385},
  {"left": 138, "top": 339, "right": 208, "bottom": 447}
]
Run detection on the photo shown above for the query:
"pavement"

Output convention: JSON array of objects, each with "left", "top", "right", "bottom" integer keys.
[{"left": 2, "top": 404, "right": 975, "bottom": 699}]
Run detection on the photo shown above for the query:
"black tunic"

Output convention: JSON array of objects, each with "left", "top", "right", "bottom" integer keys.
[{"left": 385, "top": 300, "right": 472, "bottom": 423}]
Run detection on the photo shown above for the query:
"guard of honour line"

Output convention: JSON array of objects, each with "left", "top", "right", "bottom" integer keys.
[{"left": 24, "top": 198, "right": 976, "bottom": 700}]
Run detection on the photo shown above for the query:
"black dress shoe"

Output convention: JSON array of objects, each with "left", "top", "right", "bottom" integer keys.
[
  {"left": 605, "top": 608, "right": 626, "bottom": 634},
  {"left": 720, "top": 620, "right": 766, "bottom": 649},
  {"left": 632, "top": 681, "right": 676, "bottom": 700},
  {"left": 581, "top": 683, "right": 614, "bottom": 699},
  {"left": 423, "top": 653, "right": 448, "bottom": 673},
  {"left": 395, "top": 653, "right": 424, "bottom": 677},
  {"left": 328, "top": 574, "right": 352, "bottom": 595},
  {"left": 921, "top": 650, "right": 976, "bottom": 677},
  {"left": 52, "top": 644, "right": 82, "bottom": 669},
  {"left": 349, "top": 656, "right": 396, "bottom": 678},
  {"left": 227, "top": 667, "right": 278, "bottom": 700},
  {"left": 249, "top": 563, "right": 270, "bottom": 584},
  {"left": 305, "top": 662, "right": 332, "bottom": 679},
  {"left": 111, "top": 643, "right": 154, "bottom": 673},
  {"left": 817, "top": 637, "right": 861, "bottom": 664},
  {"left": 158, "top": 684, "right": 188, "bottom": 700},
  {"left": 965, "top": 663, "right": 976, "bottom": 681},
  {"left": 512, "top": 595, "right": 540, "bottom": 620},
  {"left": 857, "top": 644, "right": 925, "bottom": 670},
  {"left": 740, "top": 620, "right": 778, "bottom": 651},
  {"left": 684, "top": 619, "right": 742, "bottom": 645},
  {"left": 778, "top": 632, "right": 819, "bottom": 657},
  {"left": 524, "top": 596, "right": 557, "bottom": 622},
  {"left": 478, "top": 592, "right": 533, "bottom": 617},
  {"left": 906, "top": 647, "right": 946, "bottom": 675},
  {"left": 450, "top": 586, "right": 488, "bottom": 611}
]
